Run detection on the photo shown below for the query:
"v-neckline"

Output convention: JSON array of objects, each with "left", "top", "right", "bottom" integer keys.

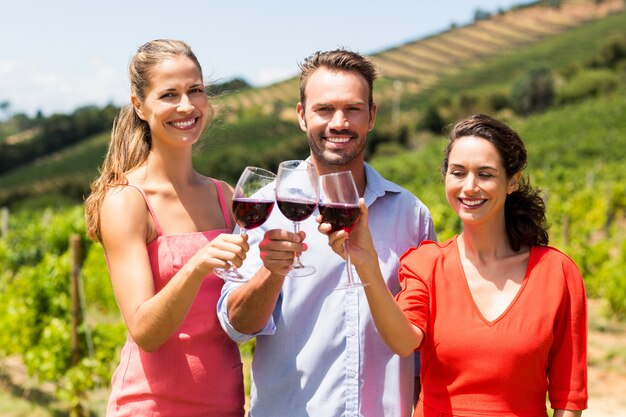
[{"left": 454, "top": 236, "right": 533, "bottom": 327}]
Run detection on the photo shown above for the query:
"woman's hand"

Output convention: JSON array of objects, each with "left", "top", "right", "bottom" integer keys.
[
  {"left": 190, "top": 232, "right": 250, "bottom": 277},
  {"left": 319, "top": 197, "right": 423, "bottom": 355},
  {"left": 317, "top": 198, "right": 377, "bottom": 271}
]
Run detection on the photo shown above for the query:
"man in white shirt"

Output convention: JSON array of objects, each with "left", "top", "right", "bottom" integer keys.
[{"left": 218, "top": 49, "right": 436, "bottom": 417}]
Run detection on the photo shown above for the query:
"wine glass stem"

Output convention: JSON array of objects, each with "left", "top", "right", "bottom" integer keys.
[
  {"left": 292, "top": 222, "right": 304, "bottom": 268},
  {"left": 344, "top": 239, "right": 354, "bottom": 286},
  {"left": 232, "top": 229, "right": 247, "bottom": 272}
]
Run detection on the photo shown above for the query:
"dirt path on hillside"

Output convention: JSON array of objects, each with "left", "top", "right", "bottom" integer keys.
[{"left": 585, "top": 299, "right": 626, "bottom": 416}]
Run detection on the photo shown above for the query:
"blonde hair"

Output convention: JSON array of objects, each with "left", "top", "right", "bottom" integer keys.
[{"left": 85, "top": 39, "right": 214, "bottom": 242}]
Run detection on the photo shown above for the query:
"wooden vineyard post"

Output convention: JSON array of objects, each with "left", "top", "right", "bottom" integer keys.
[{"left": 1, "top": 207, "right": 8, "bottom": 237}]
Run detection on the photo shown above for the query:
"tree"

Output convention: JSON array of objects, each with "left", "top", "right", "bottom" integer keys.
[
  {"left": 473, "top": 9, "right": 491, "bottom": 21},
  {"left": 510, "top": 66, "right": 555, "bottom": 115},
  {"left": 419, "top": 104, "right": 446, "bottom": 134},
  {"left": 206, "top": 77, "right": 251, "bottom": 96},
  {"left": 589, "top": 34, "right": 626, "bottom": 68},
  {"left": 547, "top": 0, "right": 562, "bottom": 9},
  {"left": 0, "top": 100, "right": 10, "bottom": 120}
]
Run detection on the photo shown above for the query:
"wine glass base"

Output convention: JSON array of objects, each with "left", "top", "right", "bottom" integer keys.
[
  {"left": 287, "top": 265, "right": 316, "bottom": 278},
  {"left": 334, "top": 282, "right": 369, "bottom": 291},
  {"left": 214, "top": 267, "right": 249, "bottom": 283}
]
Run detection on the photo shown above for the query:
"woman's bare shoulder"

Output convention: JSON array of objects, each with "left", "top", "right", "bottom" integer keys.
[{"left": 100, "top": 185, "right": 149, "bottom": 241}]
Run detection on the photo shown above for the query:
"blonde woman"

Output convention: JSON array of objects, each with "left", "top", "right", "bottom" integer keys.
[{"left": 85, "top": 39, "right": 247, "bottom": 416}]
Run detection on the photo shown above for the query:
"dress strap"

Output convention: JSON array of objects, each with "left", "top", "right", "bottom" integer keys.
[
  {"left": 125, "top": 184, "right": 163, "bottom": 237},
  {"left": 211, "top": 179, "right": 232, "bottom": 231}
]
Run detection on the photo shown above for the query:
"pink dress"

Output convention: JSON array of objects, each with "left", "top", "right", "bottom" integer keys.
[{"left": 106, "top": 181, "right": 245, "bottom": 417}]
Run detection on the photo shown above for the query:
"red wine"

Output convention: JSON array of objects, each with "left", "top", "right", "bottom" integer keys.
[
  {"left": 277, "top": 198, "right": 317, "bottom": 222},
  {"left": 318, "top": 203, "right": 360, "bottom": 232},
  {"left": 232, "top": 198, "right": 275, "bottom": 230}
]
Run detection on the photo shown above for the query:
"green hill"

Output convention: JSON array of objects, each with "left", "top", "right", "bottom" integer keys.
[{"left": 0, "top": 0, "right": 625, "bottom": 205}]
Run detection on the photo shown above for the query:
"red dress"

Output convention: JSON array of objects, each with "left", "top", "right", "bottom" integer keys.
[
  {"left": 396, "top": 236, "right": 587, "bottom": 417},
  {"left": 106, "top": 181, "right": 245, "bottom": 417}
]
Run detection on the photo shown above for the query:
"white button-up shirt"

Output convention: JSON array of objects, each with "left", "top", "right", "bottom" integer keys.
[{"left": 218, "top": 163, "right": 436, "bottom": 417}]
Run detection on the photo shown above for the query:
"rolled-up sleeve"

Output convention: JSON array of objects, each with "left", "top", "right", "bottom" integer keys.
[{"left": 217, "top": 282, "right": 277, "bottom": 343}]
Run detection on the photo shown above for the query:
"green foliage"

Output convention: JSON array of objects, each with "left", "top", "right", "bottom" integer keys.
[
  {"left": 0, "top": 131, "right": 110, "bottom": 206},
  {"left": 1, "top": 252, "right": 72, "bottom": 376},
  {"left": 207, "top": 77, "right": 251, "bottom": 96},
  {"left": 195, "top": 115, "right": 306, "bottom": 184},
  {"left": 473, "top": 8, "right": 491, "bottom": 21},
  {"left": 510, "top": 66, "right": 555, "bottom": 115},
  {"left": 0, "top": 207, "right": 124, "bottom": 411},
  {"left": 547, "top": 0, "right": 562, "bottom": 8},
  {"left": 419, "top": 105, "right": 446, "bottom": 134},
  {"left": 82, "top": 243, "right": 118, "bottom": 314},
  {"left": 602, "top": 243, "right": 626, "bottom": 318},
  {"left": 367, "top": 125, "right": 410, "bottom": 157},
  {"left": 238, "top": 338, "right": 256, "bottom": 357},
  {"left": 556, "top": 68, "right": 619, "bottom": 104},
  {"left": 57, "top": 323, "right": 126, "bottom": 408},
  {"left": 0, "top": 104, "right": 117, "bottom": 176},
  {"left": 588, "top": 33, "right": 626, "bottom": 68},
  {"left": 411, "top": 10, "right": 626, "bottom": 108},
  {"left": 0, "top": 206, "right": 84, "bottom": 270},
  {"left": 0, "top": 112, "right": 42, "bottom": 144}
]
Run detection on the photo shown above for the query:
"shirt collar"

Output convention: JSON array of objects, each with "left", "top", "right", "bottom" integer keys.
[
  {"left": 304, "top": 157, "right": 403, "bottom": 206},
  {"left": 363, "top": 162, "right": 403, "bottom": 206}
]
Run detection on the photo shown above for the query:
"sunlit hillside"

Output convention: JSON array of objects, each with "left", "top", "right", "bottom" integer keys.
[
  {"left": 219, "top": 0, "right": 624, "bottom": 120},
  {"left": 0, "top": 0, "right": 624, "bottom": 201}
]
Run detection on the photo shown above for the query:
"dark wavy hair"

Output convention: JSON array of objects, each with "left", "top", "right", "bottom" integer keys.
[{"left": 442, "top": 114, "right": 549, "bottom": 251}]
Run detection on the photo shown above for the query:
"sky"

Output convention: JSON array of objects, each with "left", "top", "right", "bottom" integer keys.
[{"left": 1, "top": 0, "right": 534, "bottom": 118}]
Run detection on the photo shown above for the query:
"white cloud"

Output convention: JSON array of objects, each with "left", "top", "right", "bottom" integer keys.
[
  {"left": 0, "top": 58, "right": 127, "bottom": 116},
  {"left": 0, "top": 62, "right": 17, "bottom": 77},
  {"left": 88, "top": 57, "right": 128, "bottom": 106}
]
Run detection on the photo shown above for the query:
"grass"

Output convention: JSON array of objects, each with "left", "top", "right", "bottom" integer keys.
[
  {"left": 0, "top": 332, "right": 254, "bottom": 417},
  {"left": 0, "top": 391, "right": 57, "bottom": 417}
]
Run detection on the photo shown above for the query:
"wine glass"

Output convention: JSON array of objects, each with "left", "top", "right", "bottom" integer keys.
[
  {"left": 214, "top": 166, "right": 276, "bottom": 282},
  {"left": 275, "top": 160, "right": 319, "bottom": 277},
  {"left": 318, "top": 171, "right": 367, "bottom": 290}
]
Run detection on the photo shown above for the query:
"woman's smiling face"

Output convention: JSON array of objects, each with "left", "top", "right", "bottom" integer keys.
[
  {"left": 132, "top": 55, "right": 209, "bottom": 148},
  {"left": 445, "top": 135, "right": 519, "bottom": 227}
]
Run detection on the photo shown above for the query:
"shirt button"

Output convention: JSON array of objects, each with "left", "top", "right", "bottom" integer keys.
[{"left": 348, "top": 329, "right": 356, "bottom": 336}]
